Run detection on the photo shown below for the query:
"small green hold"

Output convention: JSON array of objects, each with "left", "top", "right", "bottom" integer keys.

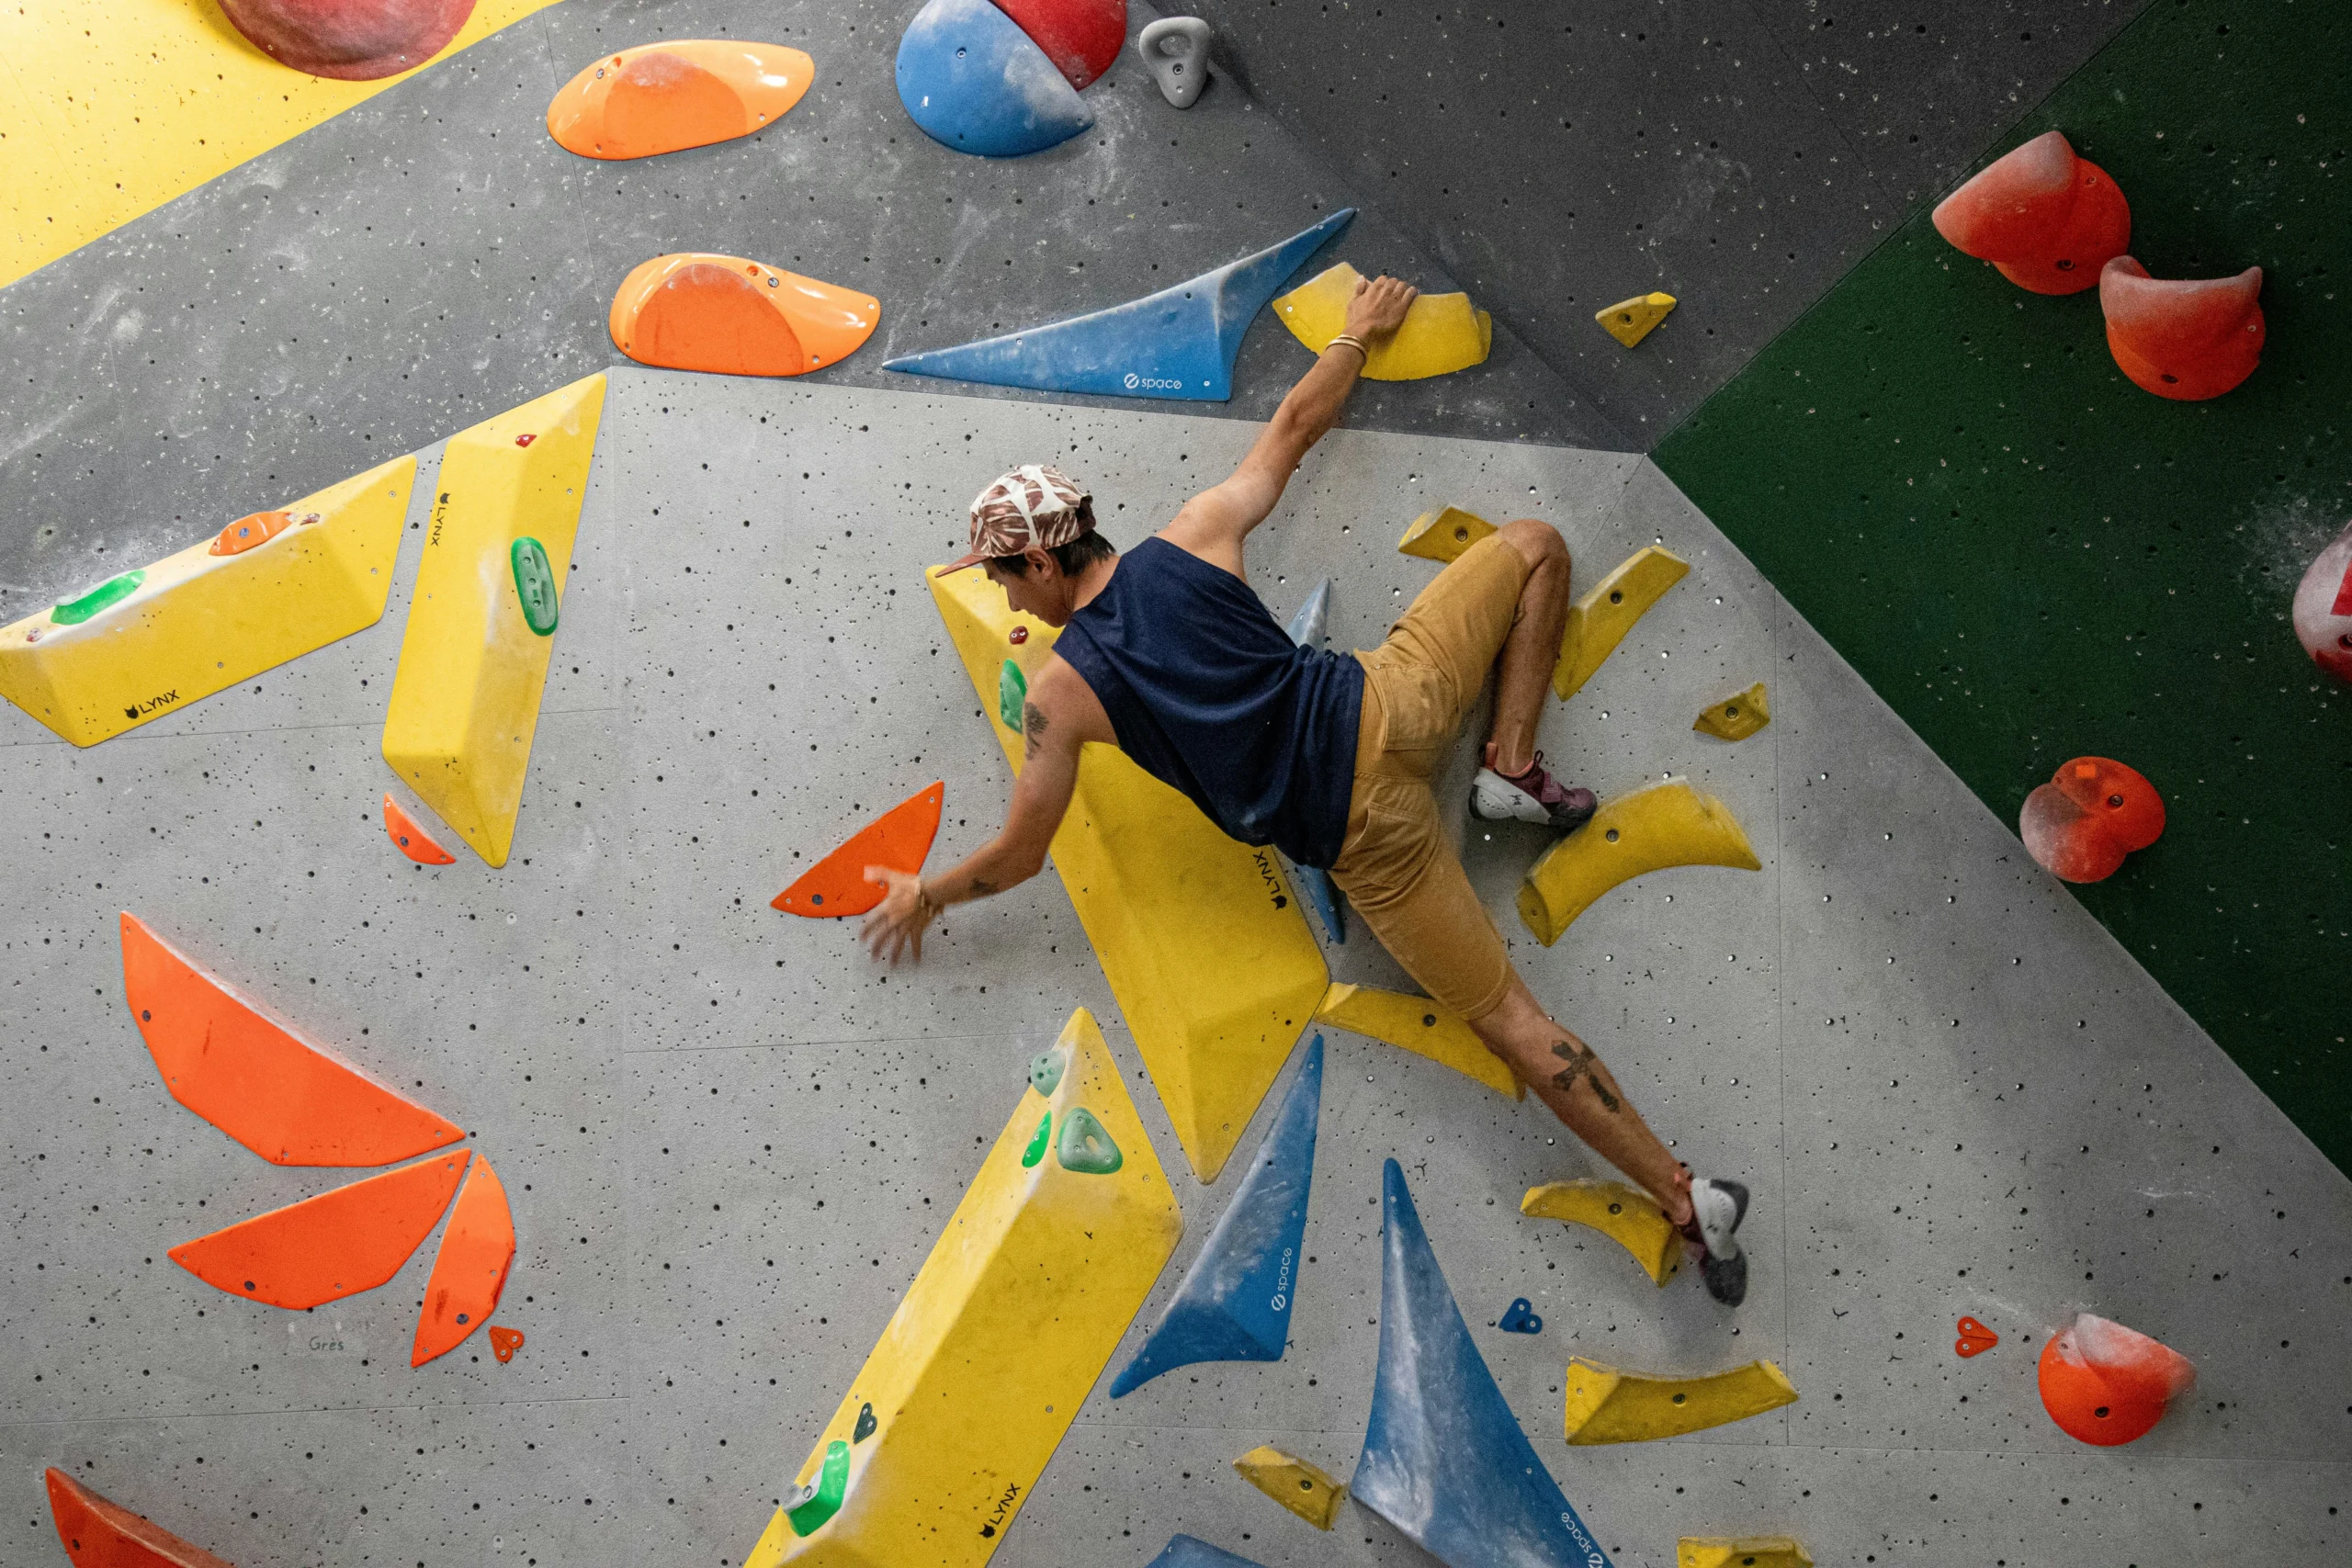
[
  {"left": 1028, "top": 1049, "right": 1066, "bottom": 1099},
  {"left": 1021, "top": 1111, "right": 1052, "bottom": 1168},
  {"left": 853, "top": 1402, "right": 877, "bottom": 1444},
  {"left": 1056, "top": 1107, "right": 1123, "bottom": 1175},
  {"left": 998, "top": 659, "right": 1027, "bottom": 731},
  {"left": 510, "top": 536, "right": 559, "bottom": 636},
  {"left": 786, "top": 1438, "right": 851, "bottom": 1537},
  {"left": 51, "top": 570, "right": 145, "bottom": 626}
]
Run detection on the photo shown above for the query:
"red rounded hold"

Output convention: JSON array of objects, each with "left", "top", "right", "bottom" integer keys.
[
  {"left": 1931, "top": 131, "right": 2130, "bottom": 295},
  {"left": 2100, "top": 256, "right": 2265, "bottom": 400},
  {"left": 2020, "top": 757, "right": 2162, "bottom": 884},
  {"left": 992, "top": 0, "right": 1126, "bottom": 89},
  {"left": 2037, "top": 1314, "right": 2193, "bottom": 1447},
  {"left": 2291, "top": 523, "right": 2352, "bottom": 684},
  {"left": 215, "top": 0, "right": 477, "bottom": 81}
]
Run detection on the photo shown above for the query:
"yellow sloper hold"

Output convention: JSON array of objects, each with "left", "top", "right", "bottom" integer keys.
[
  {"left": 1396, "top": 505, "right": 1498, "bottom": 565},
  {"left": 0, "top": 457, "right": 414, "bottom": 745},
  {"left": 1597, "top": 291, "right": 1677, "bottom": 348},
  {"left": 1694, "top": 682, "right": 1770, "bottom": 742},
  {"left": 1561, "top": 1357, "right": 1798, "bottom": 1444},
  {"left": 746, "top": 1008, "right": 1182, "bottom": 1568},
  {"left": 1520, "top": 1179, "right": 1679, "bottom": 1285},
  {"left": 1316, "top": 983, "right": 1522, "bottom": 1100},
  {"left": 1553, "top": 544, "right": 1690, "bottom": 700},
  {"left": 929, "top": 564, "right": 1329, "bottom": 1183},
  {"left": 380, "top": 374, "right": 606, "bottom": 868},
  {"left": 1517, "top": 777, "right": 1760, "bottom": 946},
  {"left": 1679, "top": 1538, "right": 1814, "bottom": 1568},
  {"left": 1233, "top": 1446, "right": 1346, "bottom": 1531},
  {"left": 1274, "top": 263, "right": 1493, "bottom": 380}
]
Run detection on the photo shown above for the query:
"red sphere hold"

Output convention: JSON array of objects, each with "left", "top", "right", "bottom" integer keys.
[
  {"left": 2291, "top": 523, "right": 2352, "bottom": 684},
  {"left": 2037, "top": 1313, "right": 2194, "bottom": 1447},
  {"left": 214, "top": 0, "right": 477, "bottom": 82},
  {"left": 2100, "top": 256, "right": 2266, "bottom": 400},
  {"left": 1931, "top": 130, "right": 2131, "bottom": 296},
  {"left": 2019, "top": 756, "right": 2163, "bottom": 885}
]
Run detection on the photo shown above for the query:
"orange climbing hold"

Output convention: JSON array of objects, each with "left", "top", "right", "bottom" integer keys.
[
  {"left": 209, "top": 510, "right": 299, "bottom": 558},
  {"left": 609, "top": 254, "right": 880, "bottom": 377},
  {"left": 1931, "top": 130, "right": 2129, "bottom": 295},
  {"left": 1955, "top": 1315, "right": 1998, "bottom": 1358},
  {"left": 45, "top": 1468, "right": 237, "bottom": 1568},
  {"left": 170, "top": 1151, "right": 469, "bottom": 1310},
  {"left": 772, "top": 782, "right": 945, "bottom": 917},
  {"left": 121, "top": 912, "right": 466, "bottom": 1167},
  {"left": 383, "top": 794, "right": 457, "bottom": 864},
  {"left": 2018, "top": 756, "right": 2164, "bottom": 884},
  {"left": 2099, "top": 256, "right": 2266, "bottom": 400},
  {"left": 548, "top": 41, "right": 814, "bottom": 159},
  {"left": 2037, "top": 1312, "right": 2195, "bottom": 1446},
  {"left": 489, "top": 1325, "right": 526, "bottom": 1362},
  {"left": 412, "top": 1157, "right": 517, "bottom": 1366}
]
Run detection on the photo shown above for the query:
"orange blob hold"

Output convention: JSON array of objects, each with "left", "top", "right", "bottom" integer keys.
[
  {"left": 214, "top": 0, "right": 474, "bottom": 82},
  {"left": 169, "top": 1151, "right": 469, "bottom": 1310},
  {"left": 1955, "top": 1315, "right": 1999, "bottom": 1358},
  {"left": 383, "top": 793, "right": 457, "bottom": 864},
  {"left": 208, "top": 510, "right": 294, "bottom": 558},
  {"left": 2037, "top": 1312, "right": 2195, "bottom": 1446},
  {"left": 1931, "top": 130, "right": 2130, "bottom": 295},
  {"left": 412, "top": 1157, "right": 517, "bottom": 1366},
  {"left": 45, "top": 1468, "right": 237, "bottom": 1568},
  {"left": 121, "top": 912, "right": 465, "bottom": 1167},
  {"left": 994, "top": 0, "right": 1127, "bottom": 89},
  {"left": 2100, "top": 256, "right": 2266, "bottom": 400},
  {"left": 2019, "top": 756, "right": 2163, "bottom": 884},
  {"left": 609, "top": 254, "right": 880, "bottom": 377},
  {"left": 489, "top": 1325, "right": 526, "bottom": 1362},
  {"left": 548, "top": 41, "right": 813, "bottom": 159},
  {"left": 773, "top": 782, "right": 946, "bottom": 917}
]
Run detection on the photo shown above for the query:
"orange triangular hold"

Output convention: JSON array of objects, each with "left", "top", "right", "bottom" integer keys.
[
  {"left": 548, "top": 41, "right": 814, "bottom": 160},
  {"left": 168, "top": 1151, "right": 469, "bottom": 1310},
  {"left": 489, "top": 1325, "right": 526, "bottom": 1362},
  {"left": 412, "top": 1157, "right": 518, "bottom": 1366},
  {"left": 383, "top": 793, "right": 457, "bottom": 864},
  {"left": 44, "top": 1467, "right": 237, "bottom": 1568},
  {"left": 609, "top": 254, "right": 880, "bottom": 377},
  {"left": 120, "top": 913, "right": 466, "bottom": 1167},
  {"left": 772, "top": 782, "right": 946, "bottom": 917}
]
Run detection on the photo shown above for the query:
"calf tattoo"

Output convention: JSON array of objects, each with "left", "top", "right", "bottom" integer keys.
[{"left": 1550, "top": 1041, "right": 1621, "bottom": 1112}]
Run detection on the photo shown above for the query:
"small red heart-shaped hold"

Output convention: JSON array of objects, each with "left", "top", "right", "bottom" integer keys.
[
  {"left": 1955, "top": 1315, "right": 1998, "bottom": 1358},
  {"left": 489, "top": 1325, "right": 526, "bottom": 1362}
]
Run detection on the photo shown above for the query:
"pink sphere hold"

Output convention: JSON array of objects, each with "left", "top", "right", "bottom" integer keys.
[
  {"left": 214, "top": 0, "right": 477, "bottom": 81},
  {"left": 2292, "top": 523, "right": 2352, "bottom": 684}
]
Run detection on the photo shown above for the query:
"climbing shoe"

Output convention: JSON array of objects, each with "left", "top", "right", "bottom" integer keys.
[
  {"left": 1471, "top": 752, "right": 1598, "bottom": 832},
  {"left": 1679, "top": 1177, "right": 1750, "bottom": 1307}
]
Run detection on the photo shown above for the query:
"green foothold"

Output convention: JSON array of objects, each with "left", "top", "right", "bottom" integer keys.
[
  {"left": 51, "top": 570, "right": 145, "bottom": 626},
  {"left": 998, "top": 658, "right": 1027, "bottom": 731},
  {"left": 1021, "top": 1111, "right": 1052, "bottom": 1168},
  {"left": 786, "top": 1438, "right": 851, "bottom": 1537},
  {"left": 1028, "top": 1049, "right": 1066, "bottom": 1099},
  {"left": 1055, "top": 1106, "right": 1123, "bottom": 1174},
  {"left": 853, "top": 1402, "right": 877, "bottom": 1443},
  {"left": 510, "top": 536, "right": 560, "bottom": 636}
]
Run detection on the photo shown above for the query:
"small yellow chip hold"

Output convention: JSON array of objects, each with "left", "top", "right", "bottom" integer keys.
[
  {"left": 1317, "top": 983, "right": 1522, "bottom": 1100},
  {"left": 1679, "top": 1538, "right": 1814, "bottom": 1568},
  {"left": 1597, "top": 291, "right": 1677, "bottom": 347},
  {"left": 1561, "top": 1357, "right": 1798, "bottom": 1444},
  {"left": 1521, "top": 1179, "right": 1679, "bottom": 1284},
  {"left": 1233, "top": 1445, "right": 1347, "bottom": 1530},
  {"left": 1276, "top": 262, "right": 1492, "bottom": 379},
  {"left": 1555, "top": 544, "right": 1690, "bottom": 700},
  {"left": 1397, "top": 504, "right": 1499, "bottom": 564},
  {"left": 1694, "top": 682, "right": 1770, "bottom": 741}
]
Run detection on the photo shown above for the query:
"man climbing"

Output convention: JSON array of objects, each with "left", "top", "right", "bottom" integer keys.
[{"left": 863, "top": 275, "right": 1753, "bottom": 1304}]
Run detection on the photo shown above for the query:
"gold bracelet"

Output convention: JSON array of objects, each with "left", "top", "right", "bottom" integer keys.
[{"left": 1328, "top": 333, "right": 1370, "bottom": 359}]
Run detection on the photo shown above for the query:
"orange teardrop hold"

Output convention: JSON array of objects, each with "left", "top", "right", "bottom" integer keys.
[
  {"left": 383, "top": 793, "right": 457, "bottom": 864},
  {"left": 1931, "top": 130, "right": 2130, "bottom": 296},
  {"left": 2038, "top": 1313, "right": 2195, "bottom": 1446},
  {"left": 45, "top": 1467, "right": 238, "bottom": 1568},
  {"left": 609, "top": 254, "right": 880, "bottom": 378},
  {"left": 774, "top": 782, "right": 946, "bottom": 917},
  {"left": 121, "top": 912, "right": 466, "bottom": 1167},
  {"left": 2100, "top": 256, "right": 2266, "bottom": 400},
  {"left": 169, "top": 1151, "right": 469, "bottom": 1310},
  {"left": 548, "top": 41, "right": 814, "bottom": 160},
  {"left": 412, "top": 1157, "right": 518, "bottom": 1366}
]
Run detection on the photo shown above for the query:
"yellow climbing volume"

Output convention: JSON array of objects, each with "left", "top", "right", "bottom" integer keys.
[
  {"left": 1553, "top": 544, "right": 1690, "bottom": 699},
  {"left": 1561, "top": 1357, "right": 1798, "bottom": 1444},
  {"left": 1521, "top": 1179, "right": 1679, "bottom": 1284},
  {"left": 1518, "top": 777, "right": 1760, "bottom": 944},
  {"left": 1316, "top": 983, "right": 1522, "bottom": 1100},
  {"left": 744, "top": 1008, "right": 1182, "bottom": 1567},
  {"left": 380, "top": 374, "right": 606, "bottom": 867},
  {"left": 1274, "top": 263, "right": 1492, "bottom": 379}
]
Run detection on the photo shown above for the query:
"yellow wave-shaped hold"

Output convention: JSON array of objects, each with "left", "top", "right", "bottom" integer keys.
[
  {"left": 1316, "top": 983, "right": 1521, "bottom": 1100},
  {"left": 1396, "top": 504, "right": 1498, "bottom": 565},
  {"left": 1553, "top": 544, "right": 1690, "bottom": 700},
  {"left": 1521, "top": 1179, "right": 1679, "bottom": 1285},
  {"left": 1694, "top": 682, "right": 1770, "bottom": 741},
  {"left": 1232, "top": 1446, "right": 1346, "bottom": 1530},
  {"left": 1679, "top": 1538, "right": 1813, "bottom": 1568},
  {"left": 1517, "top": 777, "right": 1760, "bottom": 946},
  {"left": 1274, "top": 263, "right": 1492, "bottom": 380},
  {"left": 1561, "top": 1357, "right": 1798, "bottom": 1444}
]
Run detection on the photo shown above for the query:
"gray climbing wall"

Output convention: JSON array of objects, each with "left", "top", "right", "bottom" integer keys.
[{"left": 4, "top": 372, "right": 2344, "bottom": 1566}]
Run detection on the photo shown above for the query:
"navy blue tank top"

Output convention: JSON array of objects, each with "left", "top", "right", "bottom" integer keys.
[{"left": 1054, "top": 537, "right": 1364, "bottom": 868}]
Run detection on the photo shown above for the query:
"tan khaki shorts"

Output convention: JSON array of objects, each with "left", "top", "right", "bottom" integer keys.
[{"left": 1329, "top": 533, "right": 1529, "bottom": 1022}]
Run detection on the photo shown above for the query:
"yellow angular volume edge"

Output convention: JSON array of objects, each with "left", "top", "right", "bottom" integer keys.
[
  {"left": 1274, "top": 263, "right": 1492, "bottom": 380},
  {"left": 1316, "top": 983, "right": 1522, "bottom": 1100},
  {"left": 1396, "top": 505, "right": 1498, "bottom": 565},
  {"left": 1679, "top": 1537, "right": 1814, "bottom": 1568},
  {"left": 1520, "top": 1179, "right": 1679, "bottom": 1285},
  {"left": 1562, "top": 1357, "right": 1797, "bottom": 1445},
  {"left": 1694, "top": 682, "right": 1770, "bottom": 741},
  {"left": 1553, "top": 544, "right": 1690, "bottom": 700},
  {"left": 380, "top": 373, "right": 606, "bottom": 868},
  {"left": 1233, "top": 1445, "right": 1347, "bottom": 1531},
  {"left": 1517, "top": 776, "right": 1760, "bottom": 946},
  {"left": 0, "top": 457, "right": 414, "bottom": 745},
  {"left": 744, "top": 1009, "right": 1183, "bottom": 1568},
  {"left": 929, "top": 563, "right": 1329, "bottom": 1183},
  {"left": 1596, "top": 291, "right": 1677, "bottom": 348}
]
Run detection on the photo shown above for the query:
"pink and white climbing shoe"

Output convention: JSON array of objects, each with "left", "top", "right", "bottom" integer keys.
[
  {"left": 1471, "top": 752, "right": 1598, "bottom": 832},
  {"left": 1679, "top": 1177, "right": 1751, "bottom": 1307}
]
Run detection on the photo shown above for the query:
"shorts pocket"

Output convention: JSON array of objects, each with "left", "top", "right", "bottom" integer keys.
[{"left": 1368, "top": 655, "right": 1457, "bottom": 756}]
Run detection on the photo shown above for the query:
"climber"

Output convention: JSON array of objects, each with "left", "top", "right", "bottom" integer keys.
[{"left": 862, "top": 275, "right": 1753, "bottom": 1304}]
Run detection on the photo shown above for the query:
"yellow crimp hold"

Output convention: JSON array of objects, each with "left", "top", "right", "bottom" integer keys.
[
  {"left": 1396, "top": 505, "right": 1498, "bottom": 565},
  {"left": 1275, "top": 263, "right": 1493, "bottom": 380},
  {"left": 1316, "top": 983, "right": 1522, "bottom": 1100},
  {"left": 1694, "top": 682, "right": 1770, "bottom": 742},
  {"left": 745, "top": 1009, "right": 1182, "bottom": 1567},
  {"left": 0, "top": 457, "right": 413, "bottom": 746},
  {"left": 1517, "top": 777, "right": 1760, "bottom": 946},
  {"left": 1562, "top": 1357, "right": 1798, "bottom": 1444},
  {"left": 1679, "top": 1538, "right": 1814, "bottom": 1568},
  {"left": 931, "top": 564, "right": 1329, "bottom": 1182},
  {"left": 381, "top": 373, "right": 606, "bottom": 868},
  {"left": 1233, "top": 1446, "right": 1347, "bottom": 1531},
  {"left": 1521, "top": 1179, "right": 1679, "bottom": 1285},
  {"left": 1553, "top": 544, "right": 1690, "bottom": 700},
  {"left": 1597, "top": 291, "right": 1677, "bottom": 348}
]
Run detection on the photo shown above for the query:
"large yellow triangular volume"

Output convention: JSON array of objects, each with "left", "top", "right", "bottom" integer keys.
[
  {"left": 0, "top": 457, "right": 414, "bottom": 745},
  {"left": 746, "top": 1009, "right": 1183, "bottom": 1568},
  {"left": 929, "top": 564, "right": 1329, "bottom": 1182},
  {"left": 1552, "top": 544, "right": 1689, "bottom": 700},
  {"left": 381, "top": 374, "right": 606, "bottom": 867},
  {"left": 1274, "top": 263, "right": 1492, "bottom": 380},
  {"left": 1517, "top": 777, "right": 1760, "bottom": 945}
]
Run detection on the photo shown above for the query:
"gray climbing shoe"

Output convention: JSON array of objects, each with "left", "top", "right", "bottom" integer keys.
[
  {"left": 1679, "top": 1177, "right": 1750, "bottom": 1307},
  {"left": 1470, "top": 752, "right": 1598, "bottom": 832}
]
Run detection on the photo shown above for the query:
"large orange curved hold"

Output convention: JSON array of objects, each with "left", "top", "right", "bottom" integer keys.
[
  {"left": 1931, "top": 130, "right": 2129, "bottom": 295},
  {"left": 412, "top": 1157, "right": 517, "bottom": 1366},
  {"left": 45, "top": 1468, "right": 237, "bottom": 1568},
  {"left": 547, "top": 41, "right": 813, "bottom": 159},
  {"left": 2037, "top": 1312, "right": 2195, "bottom": 1446},
  {"left": 120, "top": 912, "right": 465, "bottom": 1166},
  {"left": 994, "top": 0, "right": 1126, "bottom": 88},
  {"left": 169, "top": 1151, "right": 469, "bottom": 1310},
  {"left": 773, "top": 782, "right": 946, "bottom": 917},
  {"left": 215, "top": 0, "right": 476, "bottom": 82},
  {"left": 383, "top": 793, "right": 458, "bottom": 864},
  {"left": 2100, "top": 256, "right": 2266, "bottom": 400},
  {"left": 609, "top": 254, "right": 880, "bottom": 377}
]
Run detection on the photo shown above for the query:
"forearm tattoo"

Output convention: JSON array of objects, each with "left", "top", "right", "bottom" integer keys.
[{"left": 1550, "top": 1041, "right": 1621, "bottom": 1112}]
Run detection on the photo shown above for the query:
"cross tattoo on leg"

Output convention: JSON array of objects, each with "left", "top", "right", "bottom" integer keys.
[{"left": 1551, "top": 1040, "right": 1620, "bottom": 1112}]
